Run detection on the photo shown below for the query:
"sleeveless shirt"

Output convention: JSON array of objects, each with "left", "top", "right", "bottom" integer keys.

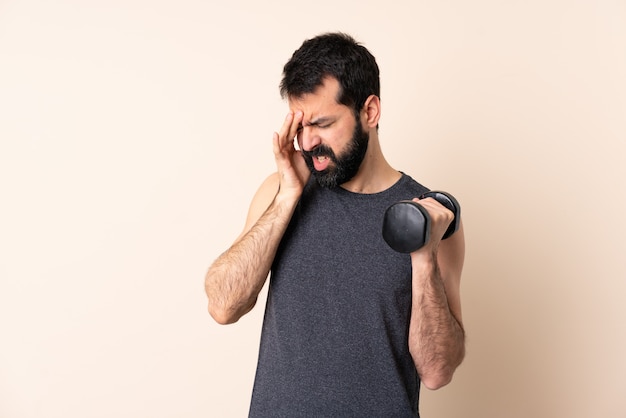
[{"left": 249, "top": 173, "right": 429, "bottom": 418}]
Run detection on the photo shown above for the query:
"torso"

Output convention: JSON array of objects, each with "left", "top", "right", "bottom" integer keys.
[{"left": 249, "top": 173, "right": 429, "bottom": 418}]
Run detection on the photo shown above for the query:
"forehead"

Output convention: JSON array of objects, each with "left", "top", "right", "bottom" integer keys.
[{"left": 288, "top": 77, "right": 350, "bottom": 121}]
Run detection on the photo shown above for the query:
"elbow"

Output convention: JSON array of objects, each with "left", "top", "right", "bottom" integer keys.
[
  {"left": 204, "top": 269, "right": 258, "bottom": 325},
  {"left": 207, "top": 298, "right": 256, "bottom": 325},
  {"left": 207, "top": 303, "right": 244, "bottom": 325},
  {"left": 415, "top": 350, "right": 465, "bottom": 391},
  {"left": 418, "top": 356, "right": 465, "bottom": 390},
  {"left": 205, "top": 275, "right": 244, "bottom": 325},
  {"left": 420, "top": 370, "right": 454, "bottom": 390},
  {"left": 208, "top": 306, "right": 239, "bottom": 325}
]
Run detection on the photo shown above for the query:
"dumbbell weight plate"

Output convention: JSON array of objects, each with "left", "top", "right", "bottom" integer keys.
[{"left": 382, "top": 200, "right": 431, "bottom": 253}]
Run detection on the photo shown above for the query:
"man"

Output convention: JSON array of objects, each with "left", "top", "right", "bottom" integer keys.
[{"left": 205, "top": 32, "right": 465, "bottom": 417}]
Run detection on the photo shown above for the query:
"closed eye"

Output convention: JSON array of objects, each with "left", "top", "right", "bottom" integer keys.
[{"left": 308, "top": 118, "right": 334, "bottom": 129}]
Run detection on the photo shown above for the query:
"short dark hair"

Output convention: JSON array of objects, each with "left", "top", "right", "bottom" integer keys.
[{"left": 279, "top": 32, "right": 380, "bottom": 115}]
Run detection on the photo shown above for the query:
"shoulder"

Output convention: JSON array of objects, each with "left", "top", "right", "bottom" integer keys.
[{"left": 395, "top": 172, "right": 430, "bottom": 197}]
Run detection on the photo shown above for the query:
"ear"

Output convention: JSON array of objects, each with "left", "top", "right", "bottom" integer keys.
[{"left": 361, "top": 95, "right": 381, "bottom": 128}]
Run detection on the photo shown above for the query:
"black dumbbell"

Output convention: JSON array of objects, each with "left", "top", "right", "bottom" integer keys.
[{"left": 382, "top": 191, "right": 461, "bottom": 253}]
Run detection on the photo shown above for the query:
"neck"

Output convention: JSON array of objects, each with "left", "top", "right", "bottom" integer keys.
[{"left": 340, "top": 133, "right": 401, "bottom": 194}]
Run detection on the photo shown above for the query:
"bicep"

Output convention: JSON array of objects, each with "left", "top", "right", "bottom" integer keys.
[{"left": 437, "top": 218, "right": 466, "bottom": 325}]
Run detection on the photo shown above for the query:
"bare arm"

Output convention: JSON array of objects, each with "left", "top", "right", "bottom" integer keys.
[
  {"left": 205, "top": 177, "right": 298, "bottom": 324},
  {"left": 205, "top": 111, "right": 309, "bottom": 324},
  {"left": 408, "top": 198, "right": 466, "bottom": 390}
]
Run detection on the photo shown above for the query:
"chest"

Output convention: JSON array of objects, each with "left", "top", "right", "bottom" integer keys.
[{"left": 271, "top": 190, "right": 413, "bottom": 310}]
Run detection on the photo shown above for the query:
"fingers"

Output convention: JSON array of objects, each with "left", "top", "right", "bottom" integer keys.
[
  {"left": 275, "top": 111, "right": 303, "bottom": 152},
  {"left": 416, "top": 197, "right": 453, "bottom": 219},
  {"left": 290, "top": 111, "right": 303, "bottom": 143},
  {"left": 414, "top": 197, "right": 454, "bottom": 240},
  {"left": 272, "top": 111, "right": 310, "bottom": 197},
  {"left": 276, "top": 111, "right": 294, "bottom": 144},
  {"left": 272, "top": 111, "right": 307, "bottom": 177}
]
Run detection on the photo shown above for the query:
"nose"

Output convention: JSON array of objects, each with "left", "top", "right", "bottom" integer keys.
[{"left": 298, "top": 126, "right": 322, "bottom": 152}]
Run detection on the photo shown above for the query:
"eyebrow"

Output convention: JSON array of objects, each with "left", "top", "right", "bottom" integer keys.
[{"left": 303, "top": 116, "right": 334, "bottom": 127}]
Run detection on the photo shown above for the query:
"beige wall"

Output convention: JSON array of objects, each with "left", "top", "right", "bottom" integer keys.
[{"left": 1, "top": 1, "right": 625, "bottom": 417}]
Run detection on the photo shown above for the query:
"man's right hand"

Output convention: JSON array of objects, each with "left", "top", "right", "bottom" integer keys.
[{"left": 272, "top": 111, "right": 311, "bottom": 200}]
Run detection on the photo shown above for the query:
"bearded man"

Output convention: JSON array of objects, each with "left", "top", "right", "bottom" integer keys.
[{"left": 205, "top": 32, "right": 466, "bottom": 418}]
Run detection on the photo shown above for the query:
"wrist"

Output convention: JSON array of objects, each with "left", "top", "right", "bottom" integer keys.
[
  {"left": 271, "top": 186, "right": 301, "bottom": 218},
  {"left": 274, "top": 185, "right": 301, "bottom": 206},
  {"left": 410, "top": 249, "right": 439, "bottom": 280},
  {"left": 411, "top": 246, "right": 437, "bottom": 264}
]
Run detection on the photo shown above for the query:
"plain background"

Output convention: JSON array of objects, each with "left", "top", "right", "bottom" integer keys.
[{"left": 1, "top": 0, "right": 625, "bottom": 417}]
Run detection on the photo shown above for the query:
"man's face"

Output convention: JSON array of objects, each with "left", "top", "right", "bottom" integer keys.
[
  {"left": 290, "top": 77, "right": 370, "bottom": 189},
  {"left": 301, "top": 119, "right": 369, "bottom": 188}
]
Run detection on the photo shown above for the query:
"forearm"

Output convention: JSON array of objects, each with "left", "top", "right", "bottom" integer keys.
[
  {"left": 205, "top": 193, "right": 298, "bottom": 324},
  {"left": 408, "top": 251, "right": 465, "bottom": 389}
]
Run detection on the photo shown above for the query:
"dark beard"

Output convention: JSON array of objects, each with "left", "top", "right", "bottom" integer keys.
[{"left": 301, "top": 120, "right": 370, "bottom": 189}]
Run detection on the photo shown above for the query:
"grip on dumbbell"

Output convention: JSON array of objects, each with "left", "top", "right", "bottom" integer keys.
[
  {"left": 420, "top": 191, "right": 461, "bottom": 240},
  {"left": 382, "top": 191, "right": 461, "bottom": 253}
]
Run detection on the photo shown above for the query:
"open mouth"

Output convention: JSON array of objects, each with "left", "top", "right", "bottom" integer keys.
[{"left": 312, "top": 155, "right": 330, "bottom": 171}]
